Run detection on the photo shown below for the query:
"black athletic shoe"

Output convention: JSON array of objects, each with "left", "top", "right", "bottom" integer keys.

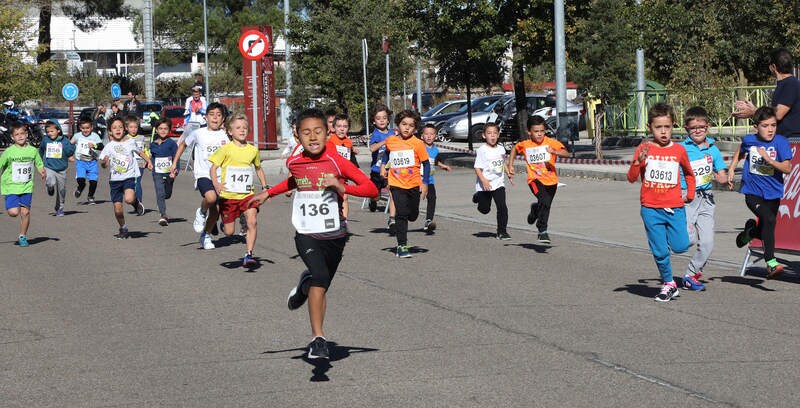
[
  {"left": 47, "top": 185, "right": 55, "bottom": 196},
  {"left": 368, "top": 199, "right": 378, "bottom": 212},
  {"left": 136, "top": 201, "right": 145, "bottom": 216},
  {"left": 308, "top": 336, "right": 330, "bottom": 359},
  {"left": 736, "top": 219, "right": 757, "bottom": 248},
  {"left": 115, "top": 227, "right": 130, "bottom": 239},
  {"left": 527, "top": 203, "right": 539, "bottom": 225},
  {"left": 388, "top": 217, "right": 396, "bottom": 235},
  {"left": 74, "top": 188, "right": 83, "bottom": 198},
  {"left": 538, "top": 232, "right": 551, "bottom": 244},
  {"left": 472, "top": 192, "right": 480, "bottom": 204},
  {"left": 496, "top": 232, "right": 511, "bottom": 240},
  {"left": 287, "top": 270, "right": 312, "bottom": 310}
]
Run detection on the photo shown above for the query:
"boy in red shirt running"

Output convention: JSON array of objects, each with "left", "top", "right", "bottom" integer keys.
[
  {"left": 249, "top": 109, "right": 377, "bottom": 360},
  {"left": 627, "top": 103, "right": 696, "bottom": 302}
]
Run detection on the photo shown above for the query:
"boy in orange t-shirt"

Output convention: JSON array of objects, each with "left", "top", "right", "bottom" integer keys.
[
  {"left": 329, "top": 113, "right": 360, "bottom": 218},
  {"left": 506, "top": 116, "right": 570, "bottom": 244},
  {"left": 380, "top": 110, "right": 430, "bottom": 258}
]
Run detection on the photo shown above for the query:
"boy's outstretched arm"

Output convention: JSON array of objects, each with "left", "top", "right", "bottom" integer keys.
[{"left": 726, "top": 144, "right": 743, "bottom": 189}]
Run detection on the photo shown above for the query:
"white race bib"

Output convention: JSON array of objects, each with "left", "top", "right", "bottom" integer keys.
[
  {"left": 45, "top": 143, "right": 63, "bottom": 159},
  {"left": 644, "top": 159, "right": 679, "bottom": 185},
  {"left": 525, "top": 146, "right": 550, "bottom": 164},
  {"left": 111, "top": 153, "right": 131, "bottom": 175},
  {"left": 11, "top": 161, "right": 33, "bottom": 183},
  {"left": 292, "top": 190, "right": 340, "bottom": 234},
  {"left": 154, "top": 157, "right": 172, "bottom": 174},
  {"left": 389, "top": 150, "right": 415, "bottom": 168},
  {"left": 335, "top": 145, "right": 351, "bottom": 160},
  {"left": 76, "top": 140, "right": 91, "bottom": 157},
  {"left": 226, "top": 166, "right": 254, "bottom": 193},
  {"left": 489, "top": 157, "right": 505, "bottom": 175},
  {"left": 749, "top": 146, "right": 775, "bottom": 176},
  {"left": 690, "top": 158, "right": 713, "bottom": 185}
]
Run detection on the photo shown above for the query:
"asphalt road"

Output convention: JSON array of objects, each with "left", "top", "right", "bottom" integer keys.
[{"left": 1, "top": 156, "right": 798, "bottom": 407}]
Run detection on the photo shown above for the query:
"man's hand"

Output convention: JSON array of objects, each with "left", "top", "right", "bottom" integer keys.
[{"left": 733, "top": 100, "right": 756, "bottom": 119}]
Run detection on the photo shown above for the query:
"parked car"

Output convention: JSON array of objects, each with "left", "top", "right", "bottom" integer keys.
[
  {"left": 437, "top": 95, "right": 508, "bottom": 142},
  {"left": 136, "top": 101, "right": 164, "bottom": 134},
  {"left": 37, "top": 108, "right": 73, "bottom": 136},
  {"left": 410, "top": 91, "right": 446, "bottom": 112},
  {"left": 422, "top": 100, "right": 468, "bottom": 119},
  {"left": 161, "top": 105, "right": 186, "bottom": 137},
  {"left": 497, "top": 93, "right": 565, "bottom": 144},
  {"left": 531, "top": 100, "right": 586, "bottom": 132}
]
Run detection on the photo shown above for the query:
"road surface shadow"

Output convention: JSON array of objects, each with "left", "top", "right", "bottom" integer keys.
[
  {"left": 613, "top": 278, "right": 665, "bottom": 299},
  {"left": 219, "top": 256, "right": 273, "bottom": 272},
  {"left": 55, "top": 210, "right": 87, "bottom": 216},
  {"left": 127, "top": 231, "right": 159, "bottom": 239},
  {"left": 508, "top": 242, "right": 550, "bottom": 253},
  {"left": 263, "top": 342, "right": 379, "bottom": 382},
  {"left": 5, "top": 236, "right": 61, "bottom": 246},
  {"left": 80, "top": 199, "right": 108, "bottom": 205},
  {"left": 166, "top": 217, "right": 187, "bottom": 224},
  {"left": 707, "top": 275, "right": 776, "bottom": 291},
  {"left": 382, "top": 246, "right": 429, "bottom": 256},
  {"left": 472, "top": 232, "right": 497, "bottom": 238}
]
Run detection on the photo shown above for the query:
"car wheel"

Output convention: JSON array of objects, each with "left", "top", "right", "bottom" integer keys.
[
  {"left": 469, "top": 125, "right": 484, "bottom": 142},
  {"left": 436, "top": 130, "right": 452, "bottom": 143}
]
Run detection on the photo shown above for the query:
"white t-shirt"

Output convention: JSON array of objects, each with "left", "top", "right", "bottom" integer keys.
[
  {"left": 71, "top": 133, "right": 102, "bottom": 161},
  {"left": 473, "top": 144, "right": 506, "bottom": 191},
  {"left": 99, "top": 139, "right": 141, "bottom": 181},
  {"left": 184, "top": 127, "right": 228, "bottom": 181}
]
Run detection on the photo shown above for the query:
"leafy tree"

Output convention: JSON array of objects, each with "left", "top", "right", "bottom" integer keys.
[{"left": 0, "top": 5, "right": 56, "bottom": 102}]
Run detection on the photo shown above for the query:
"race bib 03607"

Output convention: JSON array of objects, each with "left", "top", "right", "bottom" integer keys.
[{"left": 525, "top": 146, "right": 550, "bottom": 164}]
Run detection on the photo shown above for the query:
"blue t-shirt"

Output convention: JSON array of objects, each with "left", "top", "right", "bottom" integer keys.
[
  {"left": 369, "top": 128, "right": 395, "bottom": 172},
  {"left": 149, "top": 138, "right": 178, "bottom": 174},
  {"left": 680, "top": 136, "right": 726, "bottom": 191},
  {"left": 772, "top": 75, "right": 800, "bottom": 138},
  {"left": 739, "top": 133, "right": 794, "bottom": 200},
  {"left": 425, "top": 145, "right": 439, "bottom": 184}
]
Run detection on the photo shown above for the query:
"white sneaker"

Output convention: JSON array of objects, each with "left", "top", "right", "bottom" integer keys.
[
  {"left": 200, "top": 232, "right": 215, "bottom": 250},
  {"left": 193, "top": 208, "right": 207, "bottom": 233}
]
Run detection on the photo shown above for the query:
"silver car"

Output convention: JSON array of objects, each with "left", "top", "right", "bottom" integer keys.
[{"left": 438, "top": 95, "right": 509, "bottom": 142}]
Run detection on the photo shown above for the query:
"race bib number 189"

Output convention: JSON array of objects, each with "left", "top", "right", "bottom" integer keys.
[
  {"left": 292, "top": 190, "right": 340, "bottom": 234},
  {"left": 11, "top": 161, "right": 33, "bottom": 183}
]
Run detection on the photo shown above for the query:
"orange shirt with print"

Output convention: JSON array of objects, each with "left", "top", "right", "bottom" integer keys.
[
  {"left": 513, "top": 137, "right": 565, "bottom": 185},
  {"left": 384, "top": 135, "right": 429, "bottom": 189}
]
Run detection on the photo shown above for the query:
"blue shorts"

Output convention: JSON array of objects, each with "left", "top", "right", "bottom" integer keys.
[
  {"left": 196, "top": 177, "right": 216, "bottom": 197},
  {"left": 75, "top": 160, "right": 99, "bottom": 181},
  {"left": 109, "top": 178, "right": 136, "bottom": 203},
  {"left": 4, "top": 193, "right": 32, "bottom": 210}
]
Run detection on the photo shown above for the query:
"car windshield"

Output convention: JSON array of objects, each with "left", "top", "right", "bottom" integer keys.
[
  {"left": 39, "top": 110, "right": 69, "bottom": 119},
  {"left": 423, "top": 102, "right": 450, "bottom": 117},
  {"left": 165, "top": 108, "right": 184, "bottom": 118},
  {"left": 456, "top": 96, "right": 500, "bottom": 113}
]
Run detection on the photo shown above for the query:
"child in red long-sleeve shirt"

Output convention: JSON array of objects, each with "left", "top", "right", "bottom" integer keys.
[{"left": 627, "top": 103, "right": 696, "bottom": 302}]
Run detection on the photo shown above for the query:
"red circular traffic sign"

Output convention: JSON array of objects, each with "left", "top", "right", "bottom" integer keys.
[{"left": 238, "top": 30, "right": 270, "bottom": 60}]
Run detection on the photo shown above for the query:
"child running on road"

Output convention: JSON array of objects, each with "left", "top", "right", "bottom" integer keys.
[
  {"left": 473, "top": 123, "right": 509, "bottom": 239},
  {"left": 249, "top": 108, "right": 378, "bottom": 359},
  {"left": 627, "top": 103, "right": 695, "bottom": 302},
  {"left": 39, "top": 120, "right": 76, "bottom": 216},
  {"left": 329, "top": 113, "right": 359, "bottom": 218},
  {"left": 99, "top": 117, "right": 153, "bottom": 239},
  {"left": 381, "top": 110, "right": 430, "bottom": 258},
  {"left": 125, "top": 115, "right": 149, "bottom": 214},
  {"left": 726, "top": 106, "right": 793, "bottom": 279},
  {"left": 680, "top": 107, "right": 728, "bottom": 291},
  {"left": 420, "top": 123, "right": 451, "bottom": 233},
  {"left": 0, "top": 123, "right": 45, "bottom": 246},
  {"left": 209, "top": 113, "right": 267, "bottom": 267},
  {"left": 172, "top": 102, "right": 229, "bottom": 250},
  {"left": 150, "top": 118, "right": 179, "bottom": 226},
  {"left": 367, "top": 105, "right": 396, "bottom": 224},
  {"left": 71, "top": 117, "right": 103, "bottom": 204},
  {"left": 506, "top": 115, "right": 570, "bottom": 244}
]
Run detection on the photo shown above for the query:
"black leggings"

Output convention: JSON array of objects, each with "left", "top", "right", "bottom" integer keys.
[
  {"left": 529, "top": 180, "right": 558, "bottom": 232},
  {"left": 476, "top": 187, "right": 509, "bottom": 234},
  {"left": 390, "top": 186, "right": 420, "bottom": 246},
  {"left": 76, "top": 178, "right": 98, "bottom": 197},
  {"left": 294, "top": 233, "right": 348, "bottom": 290},
  {"left": 745, "top": 194, "right": 780, "bottom": 261},
  {"left": 426, "top": 184, "right": 437, "bottom": 220}
]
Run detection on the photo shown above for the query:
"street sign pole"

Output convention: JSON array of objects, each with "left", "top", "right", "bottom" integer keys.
[
  {"left": 252, "top": 60, "right": 259, "bottom": 148},
  {"left": 68, "top": 101, "right": 74, "bottom": 137}
]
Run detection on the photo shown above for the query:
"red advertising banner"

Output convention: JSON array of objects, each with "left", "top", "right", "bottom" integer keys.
[
  {"left": 750, "top": 143, "right": 800, "bottom": 251},
  {"left": 241, "top": 26, "right": 277, "bottom": 150}
]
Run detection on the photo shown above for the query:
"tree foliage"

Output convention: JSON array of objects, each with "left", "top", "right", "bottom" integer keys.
[{"left": 0, "top": 5, "right": 56, "bottom": 102}]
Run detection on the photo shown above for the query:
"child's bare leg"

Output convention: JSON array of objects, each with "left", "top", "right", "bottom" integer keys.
[
  {"left": 342, "top": 194, "right": 349, "bottom": 219},
  {"left": 244, "top": 208, "right": 258, "bottom": 252},
  {"left": 308, "top": 286, "right": 327, "bottom": 337},
  {"left": 203, "top": 191, "right": 219, "bottom": 233},
  {"left": 19, "top": 206, "right": 30, "bottom": 236},
  {"left": 113, "top": 202, "right": 125, "bottom": 226}
]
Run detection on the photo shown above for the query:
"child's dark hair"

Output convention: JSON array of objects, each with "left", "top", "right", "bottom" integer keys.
[
  {"left": 484, "top": 122, "right": 500, "bottom": 132},
  {"left": 79, "top": 116, "right": 93, "bottom": 127},
  {"left": 422, "top": 123, "right": 437, "bottom": 132},
  {"left": 44, "top": 120, "right": 62, "bottom": 135},
  {"left": 371, "top": 104, "right": 392, "bottom": 120},
  {"left": 394, "top": 109, "right": 420, "bottom": 127},
  {"left": 325, "top": 109, "right": 337, "bottom": 119},
  {"left": 155, "top": 118, "right": 172, "bottom": 132},
  {"left": 108, "top": 116, "right": 125, "bottom": 130},
  {"left": 647, "top": 103, "right": 675, "bottom": 125},
  {"left": 527, "top": 115, "right": 546, "bottom": 130},
  {"left": 9, "top": 122, "right": 27, "bottom": 135},
  {"left": 124, "top": 114, "right": 140, "bottom": 125},
  {"left": 333, "top": 113, "right": 349, "bottom": 125},
  {"left": 206, "top": 102, "right": 227, "bottom": 118},
  {"left": 294, "top": 108, "right": 326, "bottom": 132},
  {"left": 770, "top": 48, "right": 794, "bottom": 74},
  {"left": 753, "top": 106, "right": 777, "bottom": 125},
  {"left": 684, "top": 106, "right": 709, "bottom": 126}
]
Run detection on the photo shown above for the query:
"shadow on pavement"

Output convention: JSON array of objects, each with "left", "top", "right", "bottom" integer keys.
[
  {"left": 263, "top": 342, "right": 379, "bottom": 382},
  {"left": 472, "top": 231, "right": 497, "bottom": 238},
  {"left": 708, "top": 275, "right": 776, "bottom": 291},
  {"left": 382, "top": 246, "right": 429, "bottom": 256},
  {"left": 7, "top": 236, "right": 61, "bottom": 246},
  {"left": 613, "top": 278, "right": 663, "bottom": 298},
  {"left": 59, "top": 210, "right": 87, "bottom": 216},
  {"left": 508, "top": 242, "right": 550, "bottom": 253},
  {"left": 219, "top": 256, "right": 273, "bottom": 272},
  {"left": 128, "top": 231, "right": 159, "bottom": 239},
  {"left": 166, "top": 217, "right": 187, "bottom": 224}
]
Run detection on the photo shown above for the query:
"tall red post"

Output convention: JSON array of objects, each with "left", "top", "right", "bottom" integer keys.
[{"left": 241, "top": 26, "right": 277, "bottom": 150}]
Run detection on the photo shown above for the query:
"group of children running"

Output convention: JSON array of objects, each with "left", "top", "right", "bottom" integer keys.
[{"left": 0, "top": 99, "right": 795, "bottom": 357}]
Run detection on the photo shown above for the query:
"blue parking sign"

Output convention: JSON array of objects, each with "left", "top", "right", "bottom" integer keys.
[
  {"left": 111, "top": 83, "right": 122, "bottom": 99},
  {"left": 62, "top": 83, "right": 79, "bottom": 101}
]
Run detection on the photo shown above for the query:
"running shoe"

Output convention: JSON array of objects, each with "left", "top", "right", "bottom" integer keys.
[
  {"left": 472, "top": 192, "right": 480, "bottom": 204},
  {"left": 242, "top": 252, "right": 257, "bottom": 267},
  {"left": 527, "top": 203, "right": 539, "bottom": 225},
  {"left": 56, "top": 208, "right": 64, "bottom": 217},
  {"left": 496, "top": 232, "right": 511, "bottom": 240},
  {"left": 200, "top": 232, "right": 215, "bottom": 250},
  {"left": 682, "top": 273, "right": 705, "bottom": 291},
  {"left": 368, "top": 199, "right": 378, "bottom": 212},
  {"left": 136, "top": 201, "right": 145, "bottom": 216},
  {"left": 193, "top": 208, "right": 207, "bottom": 233},
  {"left": 115, "top": 227, "right": 129, "bottom": 240},
  {"left": 765, "top": 264, "right": 784, "bottom": 280},
  {"left": 17, "top": 235, "right": 29, "bottom": 247},
  {"left": 87, "top": 197, "right": 96, "bottom": 205},
  {"left": 388, "top": 217, "right": 396, "bottom": 235},
  {"left": 538, "top": 232, "right": 551, "bottom": 244},
  {"left": 396, "top": 245, "right": 412, "bottom": 258},
  {"left": 287, "top": 270, "right": 313, "bottom": 310},
  {"left": 654, "top": 282, "right": 679, "bottom": 302},
  {"left": 74, "top": 188, "right": 83, "bottom": 198},
  {"left": 735, "top": 219, "right": 757, "bottom": 248},
  {"left": 47, "top": 185, "right": 55, "bottom": 196},
  {"left": 158, "top": 217, "right": 168, "bottom": 226},
  {"left": 423, "top": 219, "right": 436, "bottom": 232},
  {"left": 307, "top": 336, "right": 330, "bottom": 359}
]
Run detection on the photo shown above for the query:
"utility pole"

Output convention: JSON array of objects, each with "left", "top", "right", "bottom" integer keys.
[
  {"left": 635, "top": 0, "right": 646, "bottom": 132},
  {"left": 554, "top": 0, "right": 567, "bottom": 123},
  {"left": 284, "top": 0, "right": 291, "bottom": 99},
  {"left": 383, "top": 34, "right": 390, "bottom": 110},
  {"left": 203, "top": 0, "right": 210, "bottom": 98},
  {"left": 142, "top": 0, "right": 155, "bottom": 100}
]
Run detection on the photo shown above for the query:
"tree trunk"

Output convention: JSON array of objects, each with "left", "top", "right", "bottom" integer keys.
[
  {"left": 594, "top": 109, "right": 604, "bottom": 160},
  {"left": 37, "top": 0, "right": 52, "bottom": 65},
  {"left": 511, "top": 42, "right": 527, "bottom": 143}
]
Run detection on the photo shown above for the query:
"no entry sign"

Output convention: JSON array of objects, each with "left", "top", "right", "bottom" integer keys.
[{"left": 238, "top": 30, "right": 270, "bottom": 61}]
